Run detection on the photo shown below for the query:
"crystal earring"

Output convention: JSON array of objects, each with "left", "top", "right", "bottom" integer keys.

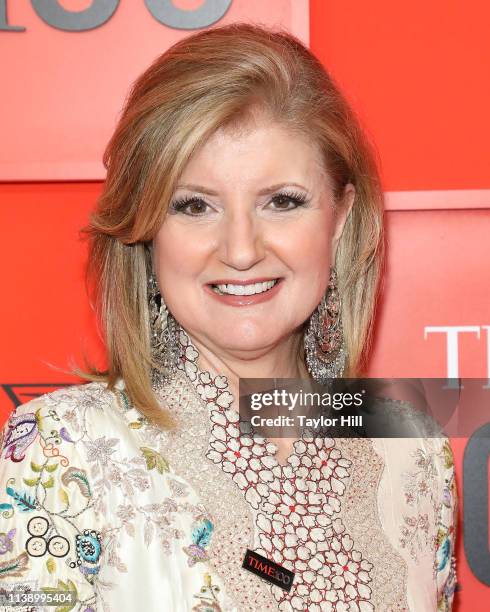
[
  {"left": 147, "top": 270, "right": 179, "bottom": 377},
  {"left": 304, "top": 267, "right": 347, "bottom": 382}
]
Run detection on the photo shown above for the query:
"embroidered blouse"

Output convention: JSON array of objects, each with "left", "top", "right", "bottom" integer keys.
[{"left": 0, "top": 323, "right": 458, "bottom": 611}]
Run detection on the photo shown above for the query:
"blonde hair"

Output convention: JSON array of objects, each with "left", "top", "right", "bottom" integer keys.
[{"left": 81, "top": 22, "right": 384, "bottom": 429}]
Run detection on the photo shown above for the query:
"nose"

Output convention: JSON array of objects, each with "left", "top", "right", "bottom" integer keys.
[{"left": 217, "top": 208, "right": 265, "bottom": 271}]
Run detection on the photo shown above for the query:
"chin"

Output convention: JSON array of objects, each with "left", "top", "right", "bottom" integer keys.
[{"left": 211, "top": 327, "right": 286, "bottom": 354}]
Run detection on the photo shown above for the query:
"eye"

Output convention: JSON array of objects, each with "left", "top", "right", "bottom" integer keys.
[
  {"left": 169, "top": 196, "right": 210, "bottom": 216},
  {"left": 267, "top": 190, "right": 309, "bottom": 211},
  {"left": 169, "top": 190, "right": 309, "bottom": 216}
]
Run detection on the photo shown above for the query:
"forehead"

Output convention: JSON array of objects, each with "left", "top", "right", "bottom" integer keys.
[{"left": 177, "top": 120, "right": 330, "bottom": 191}]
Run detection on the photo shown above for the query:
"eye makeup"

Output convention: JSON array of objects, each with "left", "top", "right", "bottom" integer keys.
[{"left": 168, "top": 189, "right": 311, "bottom": 216}]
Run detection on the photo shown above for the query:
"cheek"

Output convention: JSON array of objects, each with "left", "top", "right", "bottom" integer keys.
[
  {"left": 278, "top": 214, "right": 333, "bottom": 277},
  {"left": 154, "top": 226, "right": 199, "bottom": 281},
  {"left": 153, "top": 225, "right": 208, "bottom": 314}
]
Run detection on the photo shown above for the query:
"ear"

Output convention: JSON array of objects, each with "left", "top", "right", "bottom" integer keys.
[{"left": 331, "top": 183, "right": 355, "bottom": 261}]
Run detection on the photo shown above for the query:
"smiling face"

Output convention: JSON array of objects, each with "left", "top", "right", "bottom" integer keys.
[{"left": 153, "top": 118, "right": 354, "bottom": 361}]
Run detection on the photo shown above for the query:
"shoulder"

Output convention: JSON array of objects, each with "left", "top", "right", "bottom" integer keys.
[
  {"left": 0, "top": 380, "right": 135, "bottom": 466},
  {"left": 30, "top": 379, "right": 120, "bottom": 415},
  {"left": 373, "top": 435, "right": 457, "bottom": 553},
  {"left": 374, "top": 435, "right": 455, "bottom": 493},
  {"left": 2, "top": 380, "right": 118, "bottom": 421}
]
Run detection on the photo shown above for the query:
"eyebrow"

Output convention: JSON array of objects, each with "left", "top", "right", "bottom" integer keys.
[{"left": 174, "top": 182, "right": 309, "bottom": 196}]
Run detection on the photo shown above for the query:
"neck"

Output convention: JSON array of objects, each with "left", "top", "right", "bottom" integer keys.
[{"left": 183, "top": 326, "right": 311, "bottom": 403}]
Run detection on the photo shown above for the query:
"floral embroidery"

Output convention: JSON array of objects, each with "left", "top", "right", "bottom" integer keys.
[
  {"left": 41, "top": 578, "right": 80, "bottom": 608},
  {"left": 183, "top": 518, "right": 214, "bottom": 566},
  {"left": 0, "top": 396, "right": 104, "bottom": 608},
  {"left": 0, "top": 530, "right": 29, "bottom": 577},
  {"left": 173, "top": 323, "right": 375, "bottom": 611},
  {"left": 400, "top": 441, "right": 456, "bottom": 568},
  {"left": 436, "top": 526, "right": 451, "bottom": 572},
  {"left": 47, "top": 536, "right": 70, "bottom": 558},
  {"left": 397, "top": 434, "right": 457, "bottom": 609},
  {"left": 192, "top": 572, "right": 223, "bottom": 611},
  {"left": 61, "top": 467, "right": 92, "bottom": 498},
  {"left": 70, "top": 529, "right": 103, "bottom": 579},
  {"left": 82, "top": 436, "right": 119, "bottom": 466},
  {"left": 150, "top": 369, "right": 279, "bottom": 609},
  {"left": 0, "top": 529, "right": 29, "bottom": 580},
  {"left": 0, "top": 383, "right": 216, "bottom": 611},
  {"left": 0, "top": 529, "right": 16, "bottom": 555},
  {"left": 0, "top": 318, "right": 458, "bottom": 611},
  {"left": 3, "top": 478, "right": 38, "bottom": 515},
  {"left": 3, "top": 411, "right": 39, "bottom": 462},
  {"left": 25, "top": 515, "right": 70, "bottom": 560},
  {"left": 435, "top": 441, "right": 458, "bottom": 610},
  {"left": 140, "top": 447, "right": 170, "bottom": 474}
]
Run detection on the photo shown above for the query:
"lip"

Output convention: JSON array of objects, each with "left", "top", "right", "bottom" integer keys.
[
  {"left": 204, "top": 278, "right": 284, "bottom": 307},
  {"left": 207, "top": 277, "right": 281, "bottom": 286}
]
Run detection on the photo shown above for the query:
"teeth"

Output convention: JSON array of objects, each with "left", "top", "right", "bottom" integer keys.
[{"left": 212, "top": 279, "right": 278, "bottom": 296}]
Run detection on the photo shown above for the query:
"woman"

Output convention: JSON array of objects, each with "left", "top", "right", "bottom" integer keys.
[{"left": 0, "top": 23, "right": 457, "bottom": 611}]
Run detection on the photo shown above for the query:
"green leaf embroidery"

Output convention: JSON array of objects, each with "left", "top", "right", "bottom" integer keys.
[
  {"left": 42, "top": 578, "right": 77, "bottom": 593},
  {"left": 41, "top": 586, "right": 62, "bottom": 594},
  {"left": 35, "top": 407, "right": 44, "bottom": 432},
  {"left": 443, "top": 441, "right": 454, "bottom": 469},
  {"left": 44, "top": 463, "right": 59, "bottom": 473},
  {"left": 436, "top": 527, "right": 447, "bottom": 546},
  {"left": 23, "top": 477, "right": 40, "bottom": 487},
  {"left": 42, "top": 579, "right": 78, "bottom": 612},
  {"left": 56, "top": 605, "right": 77, "bottom": 612},
  {"left": 58, "top": 488, "right": 69, "bottom": 506},
  {"left": 46, "top": 557, "right": 56, "bottom": 574},
  {"left": 140, "top": 447, "right": 169, "bottom": 474},
  {"left": 30, "top": 461, "right": 43, "bottom": 472},
  {"left": 41, "top": 476, "right": 54, "bottom": 489}
]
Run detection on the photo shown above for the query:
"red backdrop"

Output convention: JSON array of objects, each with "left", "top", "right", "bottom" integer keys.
[{"left": 1, "top": 1, "right": 489, "bottom": 608}]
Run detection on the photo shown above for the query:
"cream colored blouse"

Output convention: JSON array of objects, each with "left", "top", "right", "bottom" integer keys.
[{"left": 0, "top": 324, "right": 457, "bottom": 611}]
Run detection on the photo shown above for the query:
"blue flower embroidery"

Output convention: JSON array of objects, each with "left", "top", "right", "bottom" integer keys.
[{"left": 183, "top": 518, "right": 213, "bottom": 566}]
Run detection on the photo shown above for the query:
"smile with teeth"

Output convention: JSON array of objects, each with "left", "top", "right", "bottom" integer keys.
[{"left": 211, "top": 279, "right": 279, "bottom": 296}]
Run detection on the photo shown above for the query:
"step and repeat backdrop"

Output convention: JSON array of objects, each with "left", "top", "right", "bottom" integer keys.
[{"left": 1, "top": 1, "right": 489, "bottom": 609}]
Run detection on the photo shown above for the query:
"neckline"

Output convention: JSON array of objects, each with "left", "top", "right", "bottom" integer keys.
[
  {"left": 149, "top": 319, "right": 387, "bottom": 610},
  {"left": 167, "top": 315, "right": 335, "bottom": 474}
]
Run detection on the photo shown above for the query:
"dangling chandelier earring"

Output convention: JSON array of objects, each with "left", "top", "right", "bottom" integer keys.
[
  {"left": 304, "top": 267, "right": 347, "bottom": 382},
  {"left": 147, "top": 268, "right": 179, "bottom": 378}
]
